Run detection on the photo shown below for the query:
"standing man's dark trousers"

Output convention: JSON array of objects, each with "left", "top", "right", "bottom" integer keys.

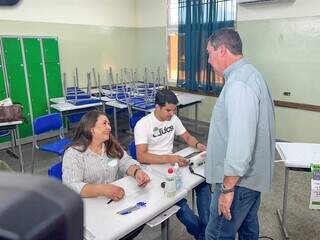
[{"left": 205, "top": 184, "right": 261, "bottom": 240}]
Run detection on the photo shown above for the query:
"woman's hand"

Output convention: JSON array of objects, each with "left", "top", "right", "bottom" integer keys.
[
  {"left": 103, "top": 184, "right": 125, "bottom": 201},
  {"left": 135, "top": 169, "right": 150, "bottom": 187}
]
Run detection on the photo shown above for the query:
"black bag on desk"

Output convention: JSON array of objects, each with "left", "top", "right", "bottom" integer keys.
[{"left": 0, "top": 104, "right": 24, "bottom": 123}]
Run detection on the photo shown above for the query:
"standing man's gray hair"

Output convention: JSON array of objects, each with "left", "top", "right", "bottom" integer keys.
[{"left": 208, "top": 28, "right": 243, "bottom": 56}]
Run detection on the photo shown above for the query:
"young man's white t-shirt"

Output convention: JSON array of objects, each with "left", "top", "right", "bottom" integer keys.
[{"left": 134, "top": 111, "right": 186, "bottom": 155}]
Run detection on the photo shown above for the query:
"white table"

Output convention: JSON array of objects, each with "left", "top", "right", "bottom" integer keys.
[
  {"left": 174, "top": 92, "right": 206, "bottom": 131},
  {"left": 0, "top": 121, "right": 24, "bottom": 172},
  {"left": 148, "top": 147, "right": 205, "bottom": 191},
  {"left": 175, "top": 92, "right": 206, "bottom": 106},
  {"left": 130, "top": 92, "right": 206, "bottom": 131},
  {"left": 83, "top": 147, "right": 206, "bottom": 240},
  {"left": 276, "top": 142, "right": 320, "bottom": 239},
  {"left": 147, "top": 147, "right": 205, "bottom": 211},
  {"left": 51, "top": 102, "right": 102, "bottom": 112},
  {"left": 50, "top": 101, "right": 103, "bottom": 133},
  {"left": 50, "top": 97, "right": 129, "bottom": 139},
  {"left": 83, "top": 170, "right": 187, "bottom": 240},
  {"left": 50, "top": 97, "right": 66, "bottom": 104}
]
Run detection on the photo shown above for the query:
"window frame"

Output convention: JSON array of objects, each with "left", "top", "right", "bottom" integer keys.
[{"left": 166, "top": 0, "right": 237, "bottom": 91}]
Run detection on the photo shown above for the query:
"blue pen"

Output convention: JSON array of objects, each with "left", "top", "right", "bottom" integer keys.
[{"left": 117, "top": 202, "right": 146, "bottom": 215}]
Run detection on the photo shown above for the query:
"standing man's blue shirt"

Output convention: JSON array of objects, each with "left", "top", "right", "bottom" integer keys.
[{"left": 205, "top": 58, "right": 275, "bottom": 193}]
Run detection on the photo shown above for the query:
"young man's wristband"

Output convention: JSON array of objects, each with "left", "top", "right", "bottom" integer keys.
[{"left": 195, "top": 142, "right": 200, "bottom": 149}]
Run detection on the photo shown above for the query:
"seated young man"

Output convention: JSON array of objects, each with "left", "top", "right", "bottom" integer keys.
[{"left": 134, "top": 89, "right": 211, "bottom": 240}]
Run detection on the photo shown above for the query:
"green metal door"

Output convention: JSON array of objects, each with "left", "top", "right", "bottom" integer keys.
[
  {"left": 0, "top": 53, "right": 10, "bottom": 143},
  {"left": 0, "top": 61, "right": 6, "bottom": 100},
  {"left": 42, "top": 38, "right": 63, "bottom": 99},
  {"left": 23, "top": 38, "right": 48, "bottom": 118},
  {"left": 2, "top": 37, "right": 32, "bottom": 138}
]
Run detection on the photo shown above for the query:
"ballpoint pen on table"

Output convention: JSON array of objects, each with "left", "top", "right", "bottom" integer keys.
[{"left": 117, "top": 202, "right": 147, "bottom": 215}]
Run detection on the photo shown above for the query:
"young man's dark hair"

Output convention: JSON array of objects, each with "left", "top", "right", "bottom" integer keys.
[{"left": 155, "top": 89, "right": 178, "bottom": 107}]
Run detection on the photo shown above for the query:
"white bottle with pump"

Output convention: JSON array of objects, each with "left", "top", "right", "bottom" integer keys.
[
  {"left": 164, "top": 167, "right": 176, "bottom": 197},
  {"left": 174, "top": 163, "right": 183, "bottom": 190}
]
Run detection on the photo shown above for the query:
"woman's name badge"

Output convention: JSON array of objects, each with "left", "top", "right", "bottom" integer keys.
[{"left": 108, "top": 159, "right": 117, "bottom": 167}]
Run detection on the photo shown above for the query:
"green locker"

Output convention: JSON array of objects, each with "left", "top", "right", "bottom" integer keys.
[
  {"left": 2, "top": 38, "right": 32, "bottom": 138},
  {"left": 23, "top": 38, "right": 42, "bottom": 63},
  {"left": 2, "top": 38, "right": 23, "bottom": 64},
  {"left": 42, "top": 38, "right": 63, "bottom": 98},
  {"left": 23, "top": 38, "right": 48, "bottom": 118},
  {"left": 0, "top": 36, "right": 63, "bottom": 141},
  {"left": 0, "top": 62, "right": 6, "bottom": 100},
  {"left": 42, "top": 38, "right": 60, "bottom": 62},
  {"left": 45, "top": 62, "right": 63, "bottom": 98}
]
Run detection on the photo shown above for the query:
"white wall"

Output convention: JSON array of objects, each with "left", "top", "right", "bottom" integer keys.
[
  {"left": 237, "top": 0, "right": 320, "bottom": 21},
  {"left": 0, "top": 0, "right": 137, "bottom": 27},
  {"left": 135, "top": 0, "right": 167, "bottom": 27}
]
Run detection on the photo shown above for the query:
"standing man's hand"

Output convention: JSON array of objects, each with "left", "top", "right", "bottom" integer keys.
[
  {"left": 218, "top": 192, "right": 234, "bottom": 221},
  {"left": 196, "top": 143, "right": 207, "bottom": 152}
]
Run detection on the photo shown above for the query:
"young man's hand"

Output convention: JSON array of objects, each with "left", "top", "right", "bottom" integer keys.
[{"left": 168, "top": 155, "right": 188, "bottom": 166}]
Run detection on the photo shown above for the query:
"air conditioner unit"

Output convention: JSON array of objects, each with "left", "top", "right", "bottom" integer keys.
[{"left": 238, "top": 0, "right": 295, "bottom": 5}]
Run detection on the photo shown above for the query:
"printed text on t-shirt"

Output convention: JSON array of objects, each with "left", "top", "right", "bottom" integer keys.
[{"left": 152, "top": 125, "right": 174, "bottom": 137}]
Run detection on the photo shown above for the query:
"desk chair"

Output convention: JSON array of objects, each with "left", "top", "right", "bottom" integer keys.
[
  {"left": 67, "top": 112, "right": 85, "bottom": 130},
  {"left": 48, "top": 161, "right": 62, "bottom": 180},
  {"left": 128, "top": 113, "right": 144, "bottom": 160},
  {"left": 0, "top": 130, "right": 10, "bottom": 152},
  {"left": 0, "top": 130, "right": 10, "bottom": 138},
  {"left": 129, "top": 112, "right": 145, "bottom": 130},
  {"left": 0, "top": 130, "right": 20, "bottom": 159},
  {"left": 128, "top": 140, "right": 137, "bottom": 160},
  {"left": 31, "top": 113, "right": 72, "bottom": 173}
]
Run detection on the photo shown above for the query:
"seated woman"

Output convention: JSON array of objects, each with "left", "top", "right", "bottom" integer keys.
[{"left": 62, "top": 109, "right": 150, "bottom": 201}]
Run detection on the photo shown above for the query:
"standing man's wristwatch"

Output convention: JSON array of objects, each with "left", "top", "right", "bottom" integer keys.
[{"left": 220, "top": 184, "right": 235, "bottom": 194}]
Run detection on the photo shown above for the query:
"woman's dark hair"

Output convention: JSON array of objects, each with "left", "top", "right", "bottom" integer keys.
[
  {"left": 155, "top": 89, "right": 178, "bottom": 107},
  {"left": 71, "top": 110, "right": 124, "bottom": 159}
]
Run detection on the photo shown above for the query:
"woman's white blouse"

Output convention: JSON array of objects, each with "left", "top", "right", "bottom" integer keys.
[{"left": 62, "top": 146, "right": 138, "bottom": 193}]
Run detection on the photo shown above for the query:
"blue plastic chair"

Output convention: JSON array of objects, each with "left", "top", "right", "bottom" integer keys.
[
  {"left": 0, "top": 130, "right": 10, "bottom": 138},
  {"left": 48, "top": 161, "right": 62, "bottom": 181},
  {"left": 0, "top": 131, "right": 12, "bottom": 157},
  {"left": 67, "top": 112, "right": 85, "bottom": 124},
  {"left": 129, "top": 112, "right": 145, "bottom": 130},
  {"left": 31, "top": 113, "right": 72, "bottom": 173},
  {"left": 128, "top": 140, "right": 137, "bottom": 160}
]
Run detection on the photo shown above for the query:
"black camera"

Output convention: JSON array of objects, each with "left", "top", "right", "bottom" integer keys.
[{"left": 0, "top": 0, "right": 20, "bottom": 6}]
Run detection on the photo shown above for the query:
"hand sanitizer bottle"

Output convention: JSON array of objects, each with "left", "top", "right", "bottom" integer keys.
[
  {"left": 174, "top": 163, "right": 183, "bottom": 190},
  {"left": 165, "top": 167, "right": 176, "bottom": 197}
]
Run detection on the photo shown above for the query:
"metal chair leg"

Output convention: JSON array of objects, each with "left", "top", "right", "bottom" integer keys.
[
  {"left": 276, "top": 167, "right": 290, "bottom": 239},
  {"left": 14, "top": 128, "right": 24, "bottom": 173},
  {"left": 161, "top": 218, "right": 169, "bottom": 240},
  {"left": 192, "top": 189, "right": 196, "bottom": 211},
  {"left": 31, "top": 140, "right": 36, "bottom": 174}
]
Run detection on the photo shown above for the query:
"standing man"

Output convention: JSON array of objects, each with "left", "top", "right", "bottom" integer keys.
[
  {"left": 205, "top": 28, "right": 275, "bottom": 240},
  {"left": 135, "top": 89, "right": 211, "bottom": 240}
]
